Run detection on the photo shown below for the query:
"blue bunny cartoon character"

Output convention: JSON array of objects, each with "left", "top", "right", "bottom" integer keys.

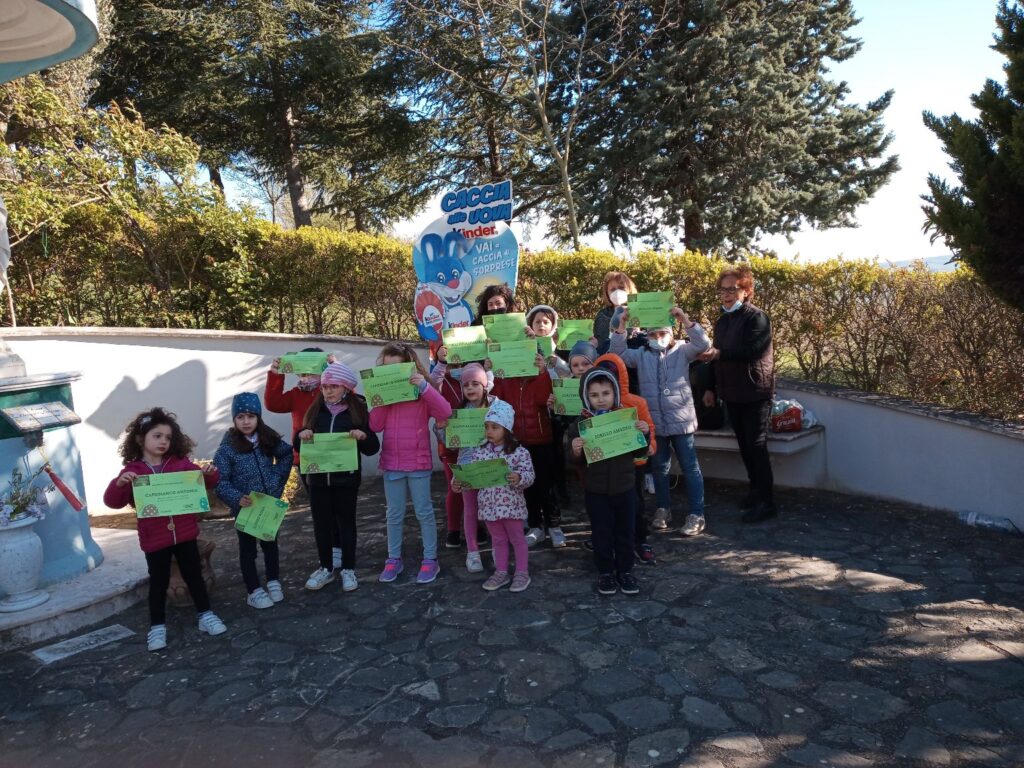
[{"left": 413, "top": 229, "right": 474, "bottom": 338}]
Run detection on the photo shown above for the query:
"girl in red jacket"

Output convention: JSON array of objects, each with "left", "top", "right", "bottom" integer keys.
[
  {"left": 368, "top": 343, "right": 453, "bottom": 585},
  {"left": 103, "top": 407, "right": 227, "bottom": 652}
]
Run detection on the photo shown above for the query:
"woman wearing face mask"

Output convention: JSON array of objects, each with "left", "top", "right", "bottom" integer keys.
[
  {"left": 472, "top": 283, "right": 517, "bottom": 324},
  {"left": 700, "top": 266, "right": 776, "bottom": 524},
  {"left": 610, "top": 304, "right": 711, "bottom": 537},
  {"left": 592, "top": 271, "right": 638, "bottom": 354}
]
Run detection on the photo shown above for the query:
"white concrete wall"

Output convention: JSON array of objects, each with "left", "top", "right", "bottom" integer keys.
[
  {"left": 5, "top": 329, "right": 1023, "bottom": 529},
  {"left": 4, "top": 328, "right": 435, "bottom": 514}
]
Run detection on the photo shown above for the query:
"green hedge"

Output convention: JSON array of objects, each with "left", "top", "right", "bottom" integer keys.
[{"left": 6, "top": 221, "right": 1022, "bottom": 421}]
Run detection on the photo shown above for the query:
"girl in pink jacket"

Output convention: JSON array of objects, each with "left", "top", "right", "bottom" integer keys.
[
  {"left": 103, "top": 407, "right": 227, "bottom": 652},
  {"left": 368, "top": 343, "right": 453, "bottom": 584}
]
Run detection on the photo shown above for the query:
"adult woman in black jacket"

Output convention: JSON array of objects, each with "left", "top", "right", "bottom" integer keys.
[{"left": 701, "top": 266, "right": 777, "bottom": 523}]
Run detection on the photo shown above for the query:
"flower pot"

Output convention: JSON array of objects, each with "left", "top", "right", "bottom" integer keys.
[{"left": 0, "top": 515, "right": 50, "bottom": 612}]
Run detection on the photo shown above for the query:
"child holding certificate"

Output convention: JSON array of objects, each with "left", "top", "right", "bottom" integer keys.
[
  {"left": 265, "top": 346, "right": 344, "bottom": 570},
  {"left": 369, "top": 343, "right": 453, "bottom": 585},
  {"left": 297, "top": 362, "right": 380, "bottom": 593},
  {"left": 438, "top": 363, "right": 495, "bottom": 573},
  {"left": 213, "top": 393, "right": 294, "bottom": 610},
  {"left": 103, "top": 408, "right": 227, "bottom": 652},
  {"left": 452, "top": 400, "right": 535, "bottom": 592},
  {"left": 569, "top": 369, "right": 651, "bottom": 595}
]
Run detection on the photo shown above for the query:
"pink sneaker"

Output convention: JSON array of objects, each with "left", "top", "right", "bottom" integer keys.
[
  {"left": 416, "top": 559, "right": 440, "bottom": 584},
  {"left": 378, "top": 558, "right": 403, "bottom": 583}
]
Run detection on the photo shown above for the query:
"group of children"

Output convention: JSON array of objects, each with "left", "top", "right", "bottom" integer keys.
[{"left": 104, "top": 270, "right": 721, "bottom": 651}]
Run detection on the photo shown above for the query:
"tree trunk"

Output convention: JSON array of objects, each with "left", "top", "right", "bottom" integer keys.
[
  {"left": 277, "top": 104, "right": 312, "bottom": 228},
  {"left": 683, "top": 207, "right": 704, "bottom": 252},
  {"left": 209, "top": 166, "right": 225, "bottom": 192}
]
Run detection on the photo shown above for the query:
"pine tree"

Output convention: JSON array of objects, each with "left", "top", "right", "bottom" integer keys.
[
  {"left": 923, "top": 0, "right": 1024, "bottom": 311},
  {"left": 571, "top": 0, "right": 898, "bottom": 254}
]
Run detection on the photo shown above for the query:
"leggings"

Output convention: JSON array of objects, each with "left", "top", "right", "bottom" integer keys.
[
  {"left": 486, "top": 518, "right": 529, "bottom": 574},
  {"left": 145, "top": 539, "right": 210, "bottom": 626},
  {"left": 310, "top": 485, "right": 358, "bottom": 570},
  {"left": 237, "top": 530, "right": 279, "bottom": 593},
  {"left": 302, "top": 470, "right": 342, "bottom": 550},
  {"left": 463, "top": 489, "right": 480, "bottom": 553}
]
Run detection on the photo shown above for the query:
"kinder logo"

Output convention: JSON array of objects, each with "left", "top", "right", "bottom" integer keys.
[{"left": 457, "top": 225, "right": 497, "bottom": 238}]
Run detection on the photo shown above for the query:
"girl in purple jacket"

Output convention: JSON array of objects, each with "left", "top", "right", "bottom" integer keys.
[{"left": 368, "top": 342, "right": 453, "bottom": 584}]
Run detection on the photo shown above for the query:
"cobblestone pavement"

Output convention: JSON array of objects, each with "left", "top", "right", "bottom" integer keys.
[{"left": 2, "top": 477, "right": 1023, "bottom": 767}]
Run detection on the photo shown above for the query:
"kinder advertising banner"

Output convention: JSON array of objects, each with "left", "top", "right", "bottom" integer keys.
[{"left": 413, "top": 180, "right": 519, "bottom": 342}]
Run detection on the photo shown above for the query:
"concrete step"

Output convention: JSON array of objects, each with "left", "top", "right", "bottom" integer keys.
[{"left": 0, "top": 528, "right": 147, "bottom": 652}]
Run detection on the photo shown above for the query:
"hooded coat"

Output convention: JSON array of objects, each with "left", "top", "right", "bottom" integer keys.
[
  {"left": 594, "top": 352, "right": 656, "bottom": 464},
  {"left": 567, "top": 368, "right": 648, "bottom": 496}
]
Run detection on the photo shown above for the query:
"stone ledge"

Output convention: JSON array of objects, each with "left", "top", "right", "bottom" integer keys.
[
  {"left": 695, "top": 425, "right": 824, "bottom": 455},
  {"left": 779, "top": 377, "right": 1024, "bottom": 441},
  {"left": 0, "top": 528, "right": 148, "bottom": 652}
]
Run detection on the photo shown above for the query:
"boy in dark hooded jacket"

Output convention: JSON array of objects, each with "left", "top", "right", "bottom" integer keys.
[{"left": 568, "top": 368, "right": 650, "bottom": 595}]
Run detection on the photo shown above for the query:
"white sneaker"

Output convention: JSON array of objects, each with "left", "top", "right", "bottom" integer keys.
[
  {"left": 644, "top": 474, "right": 656, "bottom": 495},
  {"left": 332, "top": 547, "right": 342, "bottom": 570},
  {"left": 466, "top": 551, "right": 484, "bottom": 573},
  {"left": 652, "top": 507, "right": 671, "bottom": 530},
  {"left": 305, "top": 567, "right": 334, "bottom": 590},
  {"left": 197, "top": 611, "right": 227, "bottom": 636},
  {"left": 147, "top": 625, "right": 167, "bottom": 652},
  {"left": 266, "top": 580, "right": 284, "bottom": 603},
  {"left": 549, "top": 527, "right": 567, "bottom": 548},
  {"left": 340, "top": 569, "right": 358, "bottom": 592},
  {"left": 681, "top": 514, "right": 706, "bottom": 537},
  {"left": 246, "top": 588, "right": 274, "bottom": 609},
  {"left": 525, "top": 527, "right": 546, "bottom": 547}
]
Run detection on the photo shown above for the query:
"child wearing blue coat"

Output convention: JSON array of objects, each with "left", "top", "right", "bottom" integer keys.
[{"left": 214, "top": 392, "right": 294, "bottom": 609}]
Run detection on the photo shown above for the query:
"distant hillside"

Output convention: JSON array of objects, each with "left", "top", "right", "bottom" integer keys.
[{"left": 886, "top": 255, "right": 958, "bottom": 272}]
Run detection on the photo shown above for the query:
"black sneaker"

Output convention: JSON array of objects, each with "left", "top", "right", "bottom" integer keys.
[
  {"left": 597, "top": 574, "right": 618, "bottom": 595},
  {"left": 635, "top": 544, "right": 656, "bottom": 565},
  {"left": 445, "top": 531, "right": 462, "bottom": 549},
  {"left": 618, "top": 572, "right": 640, "bottom": 595}
]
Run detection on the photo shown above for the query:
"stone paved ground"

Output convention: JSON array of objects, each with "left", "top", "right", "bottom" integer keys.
[{"left": 2, "top": 477, "right": 1023, "bottom": 767}]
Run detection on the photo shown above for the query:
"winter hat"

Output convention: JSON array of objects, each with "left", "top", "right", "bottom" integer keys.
[
  {"left": 460, "top": 362, "right": 490, "bottom": 391},
  {"left": 321, "top": 361, "right": 358, "bottom": 390},
  {"left": 232, "top": 392, "right": 262, "bottom": 419},
  {"left": 568, "top": 339, "right": 598, "bottom": 367},
  {"left": 526, "top": 304, "right": 560, "bottom": 332},
  {"left": 484, "top": 398, "right": 515, "bottom": 433},
  {"left": 579, "top": 368, "right": 621, "bottom": 413}
]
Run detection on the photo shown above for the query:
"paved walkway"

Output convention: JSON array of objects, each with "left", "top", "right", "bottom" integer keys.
[{"left": 2, "top": 478, "right": 1023, "bottom": 767}]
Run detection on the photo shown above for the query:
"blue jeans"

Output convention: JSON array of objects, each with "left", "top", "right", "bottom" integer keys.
[
  {"left": 652, "top": 432, "right": 704, "bottom": 518},
  {"left": 383, "top": 472, "right": 438, "bottom": 560}
]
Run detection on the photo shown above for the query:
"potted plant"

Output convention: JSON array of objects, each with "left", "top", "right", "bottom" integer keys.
[{"left": 0, "top": 466, "right": 53, "bottom": 612}]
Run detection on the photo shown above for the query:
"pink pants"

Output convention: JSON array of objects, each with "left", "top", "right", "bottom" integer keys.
[
  {"left": 486, "top": 518, "right": 528, "bottom": 574},
  {"left": 443, "top": 461, "right": 464, "bottom": 533},
  {"left": 463, "top": 490, "right": 480, "bottom": 553}
]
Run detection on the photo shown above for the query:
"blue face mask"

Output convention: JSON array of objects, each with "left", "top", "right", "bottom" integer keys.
[
  {"left": 648, "top": 337, "right": 669, "bottom": 351},
  {"left": 723, "top": 300, "right": 743, "bottom": 313},
  {"left": 450, "top": 367, "right": 462, "bottom": 381}
]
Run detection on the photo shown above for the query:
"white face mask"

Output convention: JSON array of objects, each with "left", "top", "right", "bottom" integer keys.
[{"left": 609, "top": 289, "right": 628, "bottom": 306}]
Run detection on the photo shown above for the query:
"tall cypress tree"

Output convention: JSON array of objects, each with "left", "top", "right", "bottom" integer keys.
[
  {"left": 923, "top": 0, "right": 1024, "bottom": 311},
  {"left": 571, "top": 0, "right": 898, "bottom": 254}
]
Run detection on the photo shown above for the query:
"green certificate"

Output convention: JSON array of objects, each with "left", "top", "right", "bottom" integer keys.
[
  {"left": 300, "top": 432, "right": 359, "bottom": 473},
  {"left": 443, "top": 326, "right": 489, "bottom": 364},
  {"left": 557, "top": 319, "right": 593, "bottom": 350},
  {"left": 487, "top": 340, "right": 539, "bottom": 378},
  {"left": 133, "top": 471, "right": 210, "bottom": 518},
  {"left": 278, "top": 351, "right": 328, "bottom": 375},
  {"left": 451, "top": 458, "right": 509, "bottom": 489},
  {"left": 578, "top": 407, "right": 647, "bottom": 463},
  {"left": 536, "top": 335, "right": 555, "bottom": 358},
  {"left": 360, "top": 362, "right": 418, "bottom": 408},
  {"left": 551, "top": 378, "right": 583, "bottom": 416},
  {"left": 235, "top": 492, "right": 288, "bottom": 541},
  {"left": 628, "top": 292, "right": 674, "bottom": 328},
  {"left": 445, "top": 407, "right": 487, "bottom": 449},
  {"left": 483, "top": 312, "right": 528, "bottom": 342}
]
